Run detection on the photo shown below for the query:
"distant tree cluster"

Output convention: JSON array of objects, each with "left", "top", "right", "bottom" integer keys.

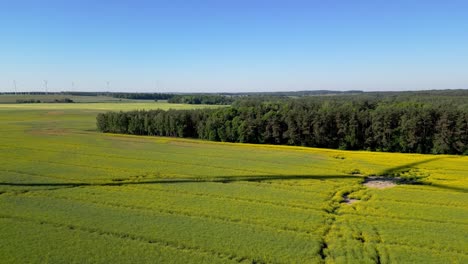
[
  {"left": 62, "top": 92, "right": 174, "bottom": 100},
  {"left": 110, "top": 93, "right": 173, "bottom": 100},
  {"left": 97, "top": 96, "right": 468, "bottom": 155},
  {"left": 51, "top": 98, "right": 74, "bottom": 103},
  {"left": 168, "top": 95, "right": 234, "bottom": 105},
  {"left": 219, "top": 90, "right": 364, "bottom": 97},
  {"left": 15, "top": 98, "right": 74, "bottom": 103},
  {"left": 16, "top": 99, "right": 41, "bottom": 103}
]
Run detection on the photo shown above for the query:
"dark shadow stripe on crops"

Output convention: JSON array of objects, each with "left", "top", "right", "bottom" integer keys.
[
  {"left": 422, "top": 183, "right": 468, "bottom": 193},
  {"left": 373, "top": 157, "right": 468, "bottom": 192},
  {"left": 0, "top": 156, "right": 462, "bottom": 192},
  {"left": 0, "top": 174, "right": 361, "bottom": 187},
  {"left": 379, "top": 157, "right": 442, "bottom": 176},
  {"left": 1, "top": 175, "right": 465, "bottom": 192}
]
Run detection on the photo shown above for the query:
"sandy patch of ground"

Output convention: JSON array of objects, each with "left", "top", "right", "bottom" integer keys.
[
  {"left": 343, "top": 195, "right": 360, "bottom": 205},
  {"left": 363, "top": 176, "right": 398, "bottom": 189}
]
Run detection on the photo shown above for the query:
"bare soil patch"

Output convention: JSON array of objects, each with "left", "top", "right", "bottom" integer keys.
[{"left": 363, "top": 176, "right": 399, "bottom": 189}]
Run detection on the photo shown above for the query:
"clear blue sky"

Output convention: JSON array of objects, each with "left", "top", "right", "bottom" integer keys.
[{"left": 1, "top": 0, "right": 467, "bottom": 92}]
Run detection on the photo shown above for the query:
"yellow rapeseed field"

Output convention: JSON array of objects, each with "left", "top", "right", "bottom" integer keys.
[{"left": 0, "top": 102, "right": 466, "bottom": 263}]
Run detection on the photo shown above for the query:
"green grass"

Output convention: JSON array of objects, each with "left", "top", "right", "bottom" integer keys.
[{"left": 0, "top": 102, "right": 467, "bottom": 263}]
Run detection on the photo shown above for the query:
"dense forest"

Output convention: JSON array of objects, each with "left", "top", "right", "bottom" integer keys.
[
  {"left": 96, "top": 93, "right": 468, "bottom": 155},
  {"left": 168, "top": 95, "right": 234, "bottom": 105}
]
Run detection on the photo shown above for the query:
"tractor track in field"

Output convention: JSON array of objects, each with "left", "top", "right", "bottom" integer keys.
[
  {"left": 128, "top": 185, "right": 326, "bottom": 212},
  {"left": 2, "top": 189, "right": 466, "bottom": 258},
  {"left": 372, "top": 197, "right": 467, "bottom": 209},
  {"left": 341, "top": 210, "right": 468, "bottom": 226},
  {"left": 0, "top": 213, "right": 265, "bottom": 264},
  {"left": 373, "top": 227, "right": 383, "bottom": 264},
  {"left": 318, "top": 189, "right": 341, "bottom": 262},
  {"left": 1, "top": 173, "right": 326, "bottom": 214},
  {"left": 238, "top": 180, "right": 342, "bottom": 196},
  {"left": 319, "top": 187, "right": 381, "bottom": 263},
  {"left": 16, "top": 190, "right": 323, "bottom": 237},
  {"left": 319, "top": 187, "right": 468, "bottom": 262}
]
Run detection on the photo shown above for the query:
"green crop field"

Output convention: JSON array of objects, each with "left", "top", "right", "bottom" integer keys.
[
  {"left": 0, "top": 94, "right": 139, "bottom": 103},
  {"left": 0, "top": 102, "right": 467, "bottom": 263}
]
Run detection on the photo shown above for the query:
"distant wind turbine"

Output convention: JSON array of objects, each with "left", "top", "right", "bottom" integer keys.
[{"left": 44, "top": 80, "right": 48, "bottom": 94}]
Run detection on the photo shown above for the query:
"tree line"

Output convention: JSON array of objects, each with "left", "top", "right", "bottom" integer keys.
[
  {"left": 63, "top": 92, "right": 230, "bottom": 103},
  {"left": 62, "top": 92, "right": 174, "bottom": 100},
  {"left": 168, "top": 95, "right": 234, "bottom": 105},
  {"left": 96, "top": 97, "right": 468, "bottom": 155},
  {"left": 15, "top": 98, "right": 74, "bottom": 103}
]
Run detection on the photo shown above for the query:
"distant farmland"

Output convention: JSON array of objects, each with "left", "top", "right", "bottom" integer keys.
[{"left": 0, "top": 102, "right": 467, "bottom": 263}]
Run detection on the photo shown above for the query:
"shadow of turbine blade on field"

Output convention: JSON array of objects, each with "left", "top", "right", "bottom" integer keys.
[
  {"left": 423, "top": 183, "right": 468, "bottom": 193},
  {"left": 0, "top": 174, "right": 361, "bottom": 188},
  {"left": 1, "top": 157, "right": 465, "bottom": 192},
  {"left": 379, "top": 157, "right": 442, "bottom": 176}
]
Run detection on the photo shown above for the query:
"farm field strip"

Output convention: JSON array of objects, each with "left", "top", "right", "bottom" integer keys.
[
  {"left": 0, "top": 168, "right": 76, "bottom": 182},
  {"left": 0, "top": 218, "right": 238, "bottom": 264},
  {"left": 0, "top": 145, "right": 291, "bottom": 177},
  {"left": 333, "top": 215, "right": 468, "bottom": 254},
  {"left": 0, "top": 152, "right": 281, "bottom": 181},
  {"left": 14, "top": 190, "right": 326, "bottom": 236},
  {"left": 1, "top": 102, "right": 467, "bottom": 263},
  {"left": 323, "top": 207, "right": 467, "bottom": 262},
  {"left": 138, "top": 180, "right": 335, "bottom": 200},
  {"left": 350, "top": 200, "right": 468, "bottom": 223},
  {"left": 371, "top": 191, "right": 467, "bottom": 206},
  {"left": 4, "top": 177, "right": 335, "bottom": 228},
  {"left": 325, "top": 223, "right": 467, "bottom": 263},
  {"left": 0, "top": 214, "right": 242, "bottom": 263},
  {"left": 0, "top": 140, "right": 339, "bottom": 174},
  {"left": 130, "top": 185, "right": 330, "bottom": 211},
  {"left": 0, "top": 195, "right": 324, "bottom": 263},
  {"left": 370, "top": 196, "right": 467, "bottom": 208},
  {"left": 377, "top": 244, "right": 467, "bottom": 263},
  {"left": 238, "top": 178, "right": 358, "bottom": 192},
  {"left": 339, "top": 210, "right": 467, "bottom": 226},
  {"left": 390, "top": 184, "right": 467, "bottom": 194}
]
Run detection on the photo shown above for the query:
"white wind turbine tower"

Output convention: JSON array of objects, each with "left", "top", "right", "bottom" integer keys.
[
  {"left": 44, "top": 80, "right": 48, "bottom": 94},
  {"left": 13, "top": 80, "right": 17, "bottom": 94},
  {"left": 155, "top": 80, "right": 160, "bottom": 92}
]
